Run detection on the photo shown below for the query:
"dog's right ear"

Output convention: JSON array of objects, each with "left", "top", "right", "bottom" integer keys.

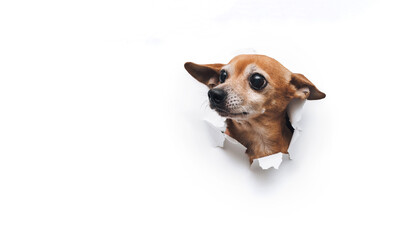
[
  {"left": 184, "top": 62, "right": 224, "bottom": 88},
  {"left": 290, "top": 73, "right": 326, "bottom": 100}
]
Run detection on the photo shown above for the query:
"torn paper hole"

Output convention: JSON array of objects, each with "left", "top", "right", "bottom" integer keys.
[{"left": 204, "top": 99, "right": 306, "bottom": 170}]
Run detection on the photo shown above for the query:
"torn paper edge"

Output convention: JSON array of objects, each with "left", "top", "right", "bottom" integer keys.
[{"left": 204, "top": 99, "right": 306, "bottom": 170}]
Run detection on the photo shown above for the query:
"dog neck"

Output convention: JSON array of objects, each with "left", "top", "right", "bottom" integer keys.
[{"left": 226, "top": 110, "right": 293, "bottom": 162}]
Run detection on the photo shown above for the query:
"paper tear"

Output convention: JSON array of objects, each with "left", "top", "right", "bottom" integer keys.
[
  {"left": 204, "top": 120, "right": 226, "bottom": 148},
  {"left": 251, "top": 153, "right": 285, "bottom": 170},
  {"left": 204, "top": 99, "right": 306, "bottom": 170}
]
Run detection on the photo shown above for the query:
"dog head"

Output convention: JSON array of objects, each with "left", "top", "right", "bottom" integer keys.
[{"left": 184, "top": 54, "right": 325, "bottom": 120}]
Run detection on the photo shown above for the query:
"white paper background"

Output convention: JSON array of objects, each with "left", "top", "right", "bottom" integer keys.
[{"left": 1, "top": 0, "right": 408, "bottom": 239}]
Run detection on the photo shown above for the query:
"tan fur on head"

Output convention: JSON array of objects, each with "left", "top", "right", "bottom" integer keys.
[{"left": 184, "top": 54, "right": 325, "bottom": 163}]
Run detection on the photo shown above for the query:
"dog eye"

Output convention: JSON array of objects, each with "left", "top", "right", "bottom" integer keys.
[
  {"left": 249, "top": 73, "right": 267, "bottom": 90},
  {"left": 219, "top": 70, "right": 228, "bottom": 83}
]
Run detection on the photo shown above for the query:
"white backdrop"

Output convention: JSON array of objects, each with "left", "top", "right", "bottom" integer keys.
[{"left": 1, "top": 0, "right": 409, "bottom": 239}]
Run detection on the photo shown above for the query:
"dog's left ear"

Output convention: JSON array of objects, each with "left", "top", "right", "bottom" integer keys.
[
  {"left": 184, "top": 62, "right": 224, "bottom": 88},
  {"left": 290, "top": 73, "right": 326, "bottom": 100}
]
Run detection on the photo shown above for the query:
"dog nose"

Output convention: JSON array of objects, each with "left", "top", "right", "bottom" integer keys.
[{"left": 208, "top": 89, "right": 227, "bottom": 104}]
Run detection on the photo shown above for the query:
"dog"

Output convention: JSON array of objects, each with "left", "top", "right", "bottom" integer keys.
[{"left": 184, "top": 54, "right": 325, "bottom": 164}]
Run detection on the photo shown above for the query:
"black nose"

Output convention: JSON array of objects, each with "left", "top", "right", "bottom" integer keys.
[{"left": 208, "top": 89, "right": 227, "bottom": 104}]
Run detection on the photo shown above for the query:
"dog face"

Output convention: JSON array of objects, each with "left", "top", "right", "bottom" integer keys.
[{"left": 184, "top": 54, "right": 325, "bottom": 120}]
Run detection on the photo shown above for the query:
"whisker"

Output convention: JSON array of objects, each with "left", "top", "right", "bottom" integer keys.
[{"left": 239, "top": 105, "right": 248, "bottom": 113}]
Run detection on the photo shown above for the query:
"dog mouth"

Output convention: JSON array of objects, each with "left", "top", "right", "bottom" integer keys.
[{"left": 214, "top": 107, "right": 249, "bottom": 118}]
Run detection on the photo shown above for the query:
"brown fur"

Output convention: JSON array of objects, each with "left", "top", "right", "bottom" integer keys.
[{"left": 185, "top": 54, "right": 325, "bottom": 164}]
